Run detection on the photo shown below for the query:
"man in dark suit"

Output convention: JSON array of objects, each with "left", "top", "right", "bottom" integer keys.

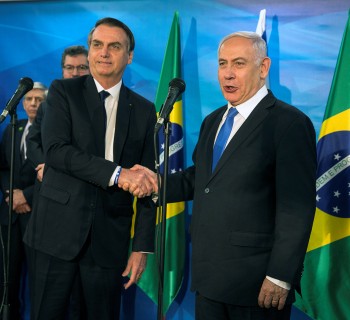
[
  {"left": 0, "top": 82, "right": 47, "bottom": 319},
  {"left": 131, "top": 31, "right": 316, "bottom": 319},
  {"left": 23, "top": 17, "right": 157, "bottom": 320}
]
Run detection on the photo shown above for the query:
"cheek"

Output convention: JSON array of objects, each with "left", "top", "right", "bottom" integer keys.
[
  {"left": 88, "top": 52, "right": 97, "bottom": 64},
  {"left": 218, "top": 71, "right": 224, "bottom": 84}
]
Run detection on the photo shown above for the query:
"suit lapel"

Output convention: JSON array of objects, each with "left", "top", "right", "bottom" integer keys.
[
  {"left": 113, "top": 84, "right": 131, "bottom": 164},
  {"left": 83, "top": 76, "right": 106, "bottom": 157},
  {"left": 211, "top": 92, "right": 276, "bottom": 175}
]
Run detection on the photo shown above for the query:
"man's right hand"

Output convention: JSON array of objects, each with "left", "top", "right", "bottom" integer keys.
[{"left": 258, "top": 278, "right": 288, "bottom": 310}]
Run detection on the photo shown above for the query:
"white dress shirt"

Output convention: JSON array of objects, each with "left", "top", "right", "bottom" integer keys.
[
  {"left": 94, "top": 79, "right": 122, "bottom": 186},
  {"left": 20, "top": 120, "right": 32, "bottom": 160}
]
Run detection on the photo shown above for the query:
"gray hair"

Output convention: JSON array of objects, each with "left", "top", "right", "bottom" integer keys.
[
  {"left": 28, "top": 82, "right": 48, "bottom": 98},
  {"left": 218, "top": 31, "right": 267, "bottom": 66}
]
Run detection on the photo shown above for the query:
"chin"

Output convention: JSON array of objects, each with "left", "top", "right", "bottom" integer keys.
[{"left": 224, "top": 95, "right": 238, "bottom": 105}]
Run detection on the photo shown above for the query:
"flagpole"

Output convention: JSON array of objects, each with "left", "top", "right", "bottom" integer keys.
[{"left": 157, "top": 120, "right": 171, "bottom": 320}]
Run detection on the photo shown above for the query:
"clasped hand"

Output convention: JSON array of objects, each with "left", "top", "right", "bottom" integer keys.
[
  {"left": 5, "top": 189, "right": 31, "bottom": 214},
  {"left": 118, "top": 165, "right": 158, "bottom": 198}
]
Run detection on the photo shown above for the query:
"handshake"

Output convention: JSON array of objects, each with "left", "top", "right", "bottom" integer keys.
[{"left": 117, "top": 164, "right": 158, "bottom": 198}]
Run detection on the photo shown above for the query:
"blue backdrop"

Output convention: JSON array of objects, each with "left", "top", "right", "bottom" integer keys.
[{"left": 0, "top": 1, "right": 348, "bottom": 319}]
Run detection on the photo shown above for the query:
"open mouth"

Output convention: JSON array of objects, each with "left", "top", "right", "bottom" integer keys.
[{"left": 224, "top": 86, "right": 237, "bottom": 93}]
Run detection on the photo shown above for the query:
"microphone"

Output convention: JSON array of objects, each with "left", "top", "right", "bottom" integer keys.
[
  {"left": 154, "top": 78, "right": 186, "bottom": 133},
  {"left": 0, "top": 77, "right": 34, "bottom": 124}
]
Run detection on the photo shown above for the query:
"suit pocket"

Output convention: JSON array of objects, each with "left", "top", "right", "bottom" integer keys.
[
  {"left": 229, "top": 231, "right": 273, "bottom": 248},
  {"left": 40, "top": 184, "right": 70, "bottom": 205}
]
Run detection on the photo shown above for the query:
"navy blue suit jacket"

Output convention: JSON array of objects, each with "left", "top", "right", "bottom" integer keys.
[
  {"left": 167, "top": 91, "right": 317, "bottom": 306},
  {"left": 0, "top": 119, "right": 36, "bottom": 225}
]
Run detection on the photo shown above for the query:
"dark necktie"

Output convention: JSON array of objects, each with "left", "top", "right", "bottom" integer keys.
[
  {"left": 99, "top": 90, "right": 110, "bottom": 130},
  {"left": 212, "top": 107, "right": 238, "bottom": 171}
]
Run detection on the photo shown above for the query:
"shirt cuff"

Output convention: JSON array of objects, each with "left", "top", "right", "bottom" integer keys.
[
  {"left": 109, "top": 166, "right": 121, "bottom": 186},
  {"left": 266, "top": 276, "right": 291, "bottom": 290}
]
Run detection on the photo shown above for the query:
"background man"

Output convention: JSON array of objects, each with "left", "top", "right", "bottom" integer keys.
[
  {"left": 0, "top": 82, "right": 47, "bottom": 320},
  {"left": 24, "top": 17, "right": 157, "bottom": 320}
]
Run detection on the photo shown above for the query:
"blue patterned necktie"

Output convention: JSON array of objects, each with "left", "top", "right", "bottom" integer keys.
[
  {"left": 212, "top": 107, "right": 238, "bottom": 171},
  {"left": 99, "top": 90, "right": 110, "bottom": 130}
]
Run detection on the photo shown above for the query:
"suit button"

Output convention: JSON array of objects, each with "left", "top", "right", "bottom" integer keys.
[{"left": 204, "top": 188, "right": 210, "bottom": 194}]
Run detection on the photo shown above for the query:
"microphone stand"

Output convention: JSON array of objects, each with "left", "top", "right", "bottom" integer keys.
[
  {"left": 1, "top": 106, "right": 18, "bottom": 320},
  {"left": 157, "top": 118, "right": 171, "bottom": 320}
]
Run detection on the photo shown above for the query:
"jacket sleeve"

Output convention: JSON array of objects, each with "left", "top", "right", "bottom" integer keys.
[
  {"left": 266, "top": 113, "right": 316, "bottom": 285},
  {"left": 42, "top": 80, "right": 117, "bottom": 189}
]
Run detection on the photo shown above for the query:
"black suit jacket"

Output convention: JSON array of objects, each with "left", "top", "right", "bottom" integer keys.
[
  {"left": 0, "top": 119, "right": 36, "bottom": 225},
  {"left": 24, "top": 75, "right": 157, "bottom": 268},
  {"left": 167, "top": 91, "right": 317, "bottom": 306}
]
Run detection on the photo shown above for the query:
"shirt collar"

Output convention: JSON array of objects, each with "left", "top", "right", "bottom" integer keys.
[
  {"left": 93, "top": 79, "right": 122, "bottom": 98},
  {"left": 228, "top": 85, "right": 268, "bottom": 119},
  {"left": 24, "top": 120, "right": 32, "bottom": 129}
]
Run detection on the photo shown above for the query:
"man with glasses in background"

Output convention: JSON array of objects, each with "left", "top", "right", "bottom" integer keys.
[
  {"left": 62, "top": 46, "right": 90, "bottom": 78},
  {"left": 25, "top": 45, "right": 89, "bottom": 320}
]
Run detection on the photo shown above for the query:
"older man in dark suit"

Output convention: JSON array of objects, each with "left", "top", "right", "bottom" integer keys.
[
  {"left": 0, "top": 82, "right": 47, "bottom": 319},
  {"left": 24, "top": 18, "right": 157, "bottom": 320},
  {"left": 131, "top": 31, "right": 316, "bottom": 320}
]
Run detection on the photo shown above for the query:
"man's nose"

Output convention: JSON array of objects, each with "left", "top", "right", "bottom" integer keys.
[
  {"left": 225, "top": 65, "right": 236, "bottom": 78},
  {"left": 100, "top": 46, "right": 110, "bottom": 57},
  {"left": 72, "top": 68, "right": 79, "bottom": 77},
  {"left": 29, "top": 98, "right": 41, "bottom": 106}
]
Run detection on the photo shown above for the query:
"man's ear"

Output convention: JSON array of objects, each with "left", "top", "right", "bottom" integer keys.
[
  {"left": 260, "top": 57, "right": 271, "bottom": 80},
  {"left": 128, "top": 51, "right": 134, "bottom": 65}
]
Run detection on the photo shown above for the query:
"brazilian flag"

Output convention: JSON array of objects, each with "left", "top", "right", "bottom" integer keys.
[
  {"left": 295, "top": 10, "right": 350, "bottom": 319},
  {"left": 136, "top": 11, "right": 185, "bottom": 316}
]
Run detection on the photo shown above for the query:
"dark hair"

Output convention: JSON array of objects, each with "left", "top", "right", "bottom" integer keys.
[
  {"left": 61, "top": 45, "right": 88, "bottom": 68},
  {"left": 87, "top": 17, "right": 135, "bottom": 52}
]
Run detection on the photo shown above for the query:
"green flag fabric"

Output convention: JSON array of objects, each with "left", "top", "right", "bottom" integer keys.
[
  {"left": 136, "top": 11, "right": 185, "bottom": 315},
  {"left": 294, "top": 10, "right": 350, "bottom": 319}
]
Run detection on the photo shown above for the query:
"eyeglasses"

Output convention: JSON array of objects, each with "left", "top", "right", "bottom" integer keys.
[{"left": 63, "top": 65, "right": 89, "bottom": 72}]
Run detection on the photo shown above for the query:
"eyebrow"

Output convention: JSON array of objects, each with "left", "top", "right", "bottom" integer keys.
[
  {"left": 92, "top": 39, "right": 123, "bottom": 47},
  {"left": 219, "top": 57, "right": 247, "bottom": 62}
]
